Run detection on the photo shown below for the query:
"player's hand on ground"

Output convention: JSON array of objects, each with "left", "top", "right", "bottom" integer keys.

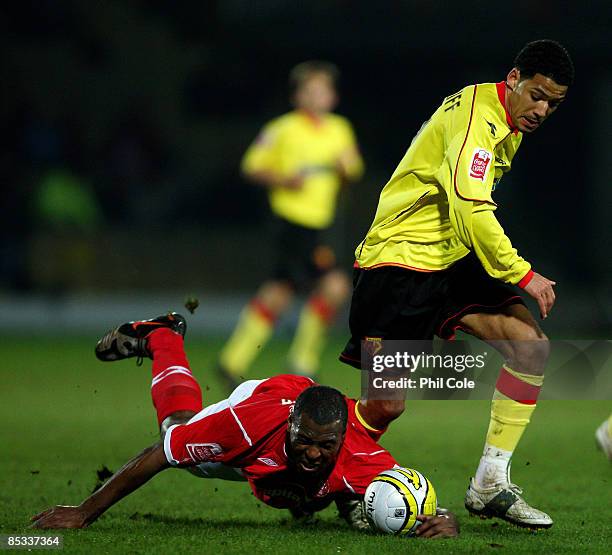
[
  {"left": 31, "top": 505, "right": 88, "bottom": 529},
  {"left": 414, "top": 511, "right": 459, "bottom": 538},
  {"left": 523, "top": 272, "right": 556, "bottom": 319}
]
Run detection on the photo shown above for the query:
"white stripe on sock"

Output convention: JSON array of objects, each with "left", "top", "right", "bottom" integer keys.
[{"left": 151, "top": 366, "right": 193, "bottom": 388}]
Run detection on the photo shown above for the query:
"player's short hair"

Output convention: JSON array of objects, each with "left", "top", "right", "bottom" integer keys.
[
  {"left": 289, "top": 60, "right": 340, "bottom": 94},
  {"left": 293, "top": 385, "right": 348, "bottom": 429},
  {"left": 514, "top": 39, "right": 574, "bottom": 86}
]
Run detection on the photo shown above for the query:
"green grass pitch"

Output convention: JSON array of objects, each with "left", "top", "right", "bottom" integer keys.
[{"left": 1, "top": 334, "right": 610, "bottom": 553}]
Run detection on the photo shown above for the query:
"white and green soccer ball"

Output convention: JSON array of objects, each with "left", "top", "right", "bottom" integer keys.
[{"left": 364, "top": 467, "right": 437, "bottom": 535}]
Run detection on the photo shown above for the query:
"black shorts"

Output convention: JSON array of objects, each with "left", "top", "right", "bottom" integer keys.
[
  {"left": 339, "top": 253, "right": 524, "bottom": 369},
  {"left": 270, "top": 217, "right": 336, "bottom": 291}
]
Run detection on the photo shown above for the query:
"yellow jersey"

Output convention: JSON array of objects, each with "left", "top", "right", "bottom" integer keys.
[
  {"left": 356, "top": 82, "right": 531, "bottom": 285},
  {"left": 242, "top": 110, "right": 363, "bottom": 229}
]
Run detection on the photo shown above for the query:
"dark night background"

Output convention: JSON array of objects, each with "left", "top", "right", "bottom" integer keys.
[{"left": 0, "top": 1, "right": 610, "bottom": 334}]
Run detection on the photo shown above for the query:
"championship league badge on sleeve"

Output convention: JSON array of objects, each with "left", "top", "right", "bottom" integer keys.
[
  {"left": 469, "top": 148, "right": 492, "bottom": 181},
  {"left": 186, "top": 443, "right": 223, "bottom": 463}
]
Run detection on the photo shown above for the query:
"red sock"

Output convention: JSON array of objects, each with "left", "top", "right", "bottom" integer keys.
[
  {"left": 148, "top": 328, "right": 202, "bottom": 425},
  {"left": 309, "top": 295, "right": 336, "bottom": 324}
]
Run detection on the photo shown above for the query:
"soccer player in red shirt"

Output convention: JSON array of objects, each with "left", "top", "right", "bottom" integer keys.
[{"left": 31, "top": 313, "right": 457, "bottom": 538}]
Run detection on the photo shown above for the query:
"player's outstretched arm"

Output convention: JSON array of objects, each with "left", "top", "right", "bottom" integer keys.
[
  {"left": 31, "top": 442, "right": 171, "bottom": 529},
  {"left": 244, "top": 169, "right": 304, "bottom": 190},
  {"left": 414, "top": 508, "right": 459, "bottom": 539}
]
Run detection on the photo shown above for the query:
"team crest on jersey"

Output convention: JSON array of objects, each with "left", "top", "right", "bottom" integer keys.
[
  {"left": 186, "top": 442, "right": 223, "bottom": 462},
  {"left": 469, "top": 148, "right": 492, "bottom": 182}
]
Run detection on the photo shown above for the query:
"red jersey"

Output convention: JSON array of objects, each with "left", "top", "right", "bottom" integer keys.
[{"left": 164, "top": 375, "right": 397, "bottom": 509}]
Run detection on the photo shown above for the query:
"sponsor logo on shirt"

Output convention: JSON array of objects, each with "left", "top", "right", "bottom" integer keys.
[
  {"left": 469, "top": 148, "right": 492, "bottom": 182},
  {"left": 260, "top": 486, "right": 304, "bottom": 507},
  {"left": 257, "top": 457, "right": 279, "bottom": 467},
  {"left": 186, "top": 442, "right": 223, "bottom": 462},
  {"left": 299, "top": 164, "right": 335, "bottom": 176},
  {"left": 495, "top": 156, "right": 508, "bottom": 166}
]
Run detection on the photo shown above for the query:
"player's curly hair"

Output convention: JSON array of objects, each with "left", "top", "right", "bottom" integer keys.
[
  {"left": 514, "top": 40, "right": 574, "bottom": 86},
  {"left": 289, "top": 60, "right": 339, "bottom": 93},
  {"left": 294, "top": 385, "right": 348, "bottom": 428}
]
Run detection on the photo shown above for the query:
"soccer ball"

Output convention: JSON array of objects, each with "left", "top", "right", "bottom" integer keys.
[{"left": 363, "top": 467, "right": 437, "bottom": 535}]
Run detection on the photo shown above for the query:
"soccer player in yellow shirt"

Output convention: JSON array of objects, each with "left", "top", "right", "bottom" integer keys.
[
  {"left": 339, "top": 40, "right": 574, "bottom": 529},
  {"left": 218, "top": 61, "right": 363, "bottom": 386}
]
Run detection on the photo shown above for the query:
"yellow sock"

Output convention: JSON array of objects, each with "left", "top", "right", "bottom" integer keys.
[
  {"left": 485, "top": 365, "right": 544, "bottom": 451},
  {"left": 287, "top": 296, "right": 334, "bottom": 376},
  {"left": 219, "top": 300, "right": 275, "bottom": 377},
  {"left": 475, "top": 366, "right": 544, "bottom": 488},
  {"left": 486, "top": 389, "right": 538, "bottom": 451},
  {"left": 607, "top": 413, "right": 612, "bottom": 438}
]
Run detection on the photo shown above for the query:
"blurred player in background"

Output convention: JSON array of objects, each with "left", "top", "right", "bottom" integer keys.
[
  {"left": 217, "top": 61, "right": 364, "bottom": 387},
  {"left": 32, "top": 313, "right": 457, "bottom": 539},
  {"left": 596, "top": 414, "right": 612, "bottom": 461},
  {"left": 339, "top": 40, "right": 574, "bottom": 529}
]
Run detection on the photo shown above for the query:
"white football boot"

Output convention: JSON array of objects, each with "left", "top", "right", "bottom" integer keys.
[{"left": 465, "top": 461, "right": 553, "bottom": 529}]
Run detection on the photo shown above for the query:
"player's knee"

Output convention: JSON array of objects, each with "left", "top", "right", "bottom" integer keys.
[
  {"left": 509, "top": 332, "right": 550, "bottom": 375},
  {"left": 319, "top": 270, "right": 350, "bottom": 306},
  {"left": 159, "top": 411, "right": 195, "bottom": 439},
  {"left": 257, "top": 281, "right": 294, "bottom": 315}
]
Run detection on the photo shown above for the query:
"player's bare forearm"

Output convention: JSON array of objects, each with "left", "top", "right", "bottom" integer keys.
[
  {"left": 80, "top": 443, "right": 170, "bottom": 523},
  {"left": 31, "top": 443, "right": 171, "bottom": 529},
  {"left": 244, "top": 170, "right": 303, "bottom": 190},
  {"left": 243, "top": 169, "right": 277, "bottom": 188}
]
